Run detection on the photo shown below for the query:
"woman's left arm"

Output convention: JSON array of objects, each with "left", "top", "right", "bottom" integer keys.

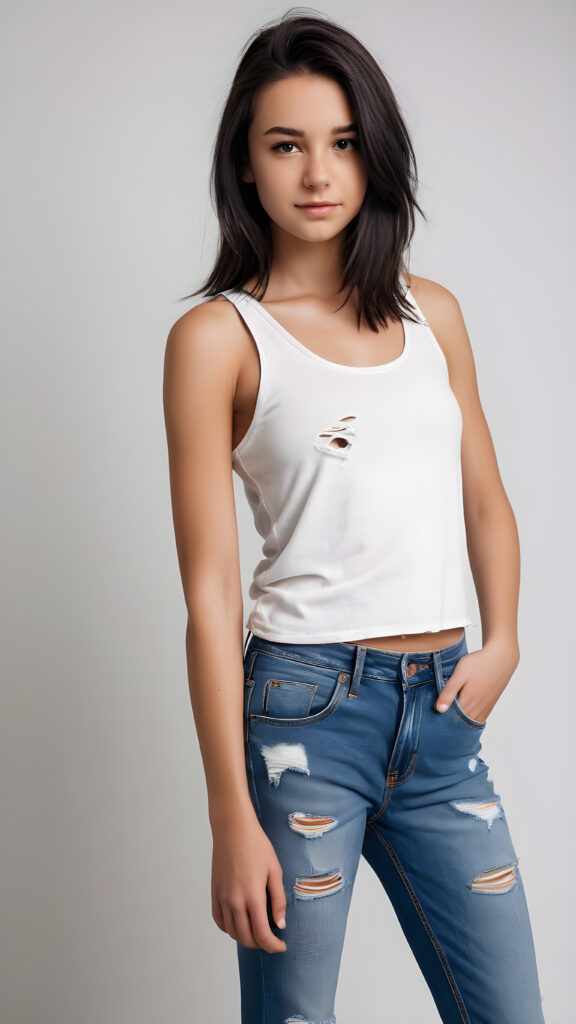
[{"left": 412, "top": 277, "right": 520, "bottom": 724}]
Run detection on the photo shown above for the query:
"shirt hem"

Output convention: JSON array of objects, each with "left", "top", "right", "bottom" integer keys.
[{"left": 245, "top": 616, "right": 474, "bottom": 644}]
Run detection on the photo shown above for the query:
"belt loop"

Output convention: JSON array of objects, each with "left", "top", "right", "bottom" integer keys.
[
  {"left": 432, "top": 649, "right": 444, "bottom": 690},
  {"left": 347, "top": 644, "right": 367, "bottom": 699}
]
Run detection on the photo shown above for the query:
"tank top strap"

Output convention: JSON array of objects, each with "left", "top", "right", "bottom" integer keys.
[
  {"left": 217, "top": 287, "right": 277, "bottom": 365},
  {"left": 219, "top": 283, "right": 432, "bottom": 376},
  {"left": 404, "top": 288, "right": 428, "bottom": 326},
  {"left": 218, "top": 288, "right": 265, "bottom": 327}
]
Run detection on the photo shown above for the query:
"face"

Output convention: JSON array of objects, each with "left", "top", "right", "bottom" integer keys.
[{"left": 241, "top": 73, "right": 368, "bottom": 244}]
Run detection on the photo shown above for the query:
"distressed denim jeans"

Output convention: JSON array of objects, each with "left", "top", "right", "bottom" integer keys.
[{"left": 238, "top": 630, "right": 545, "bottom": 1024}]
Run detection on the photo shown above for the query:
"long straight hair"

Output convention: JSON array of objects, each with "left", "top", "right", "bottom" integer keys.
[{"left": 184, "top": 9, "right": 427, "bottom": 331}]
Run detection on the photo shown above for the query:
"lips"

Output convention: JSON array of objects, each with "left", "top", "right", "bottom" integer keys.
[{"left": 295, "top": 202, "right": 340, "bottom": 217}]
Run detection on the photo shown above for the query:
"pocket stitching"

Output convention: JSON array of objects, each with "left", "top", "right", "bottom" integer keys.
[
  {"left": 249, "top": 677, "right": 347, "bottom": 728},
  {"left": 452, "top": 693, "right": 486, "bottom": 730},
  {"left": 435, "top": 669, "right": 486, "bottom": 731},
  {"left": 263, "top": 678, "right": 318, "bottom": 717}
]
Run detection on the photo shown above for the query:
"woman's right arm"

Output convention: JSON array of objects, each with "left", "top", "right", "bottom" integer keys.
[{"left": 163, "top": 300, "right": 287, "bottom": 953}]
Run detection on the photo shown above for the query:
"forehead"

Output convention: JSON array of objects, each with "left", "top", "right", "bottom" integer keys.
[{"left": 250, "top": 74, "right": 355, "bottom": 130}]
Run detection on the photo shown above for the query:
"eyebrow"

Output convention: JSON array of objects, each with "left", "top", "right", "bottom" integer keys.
[{"left": 263, "top": 123, "right": 358, "bottom": 137}]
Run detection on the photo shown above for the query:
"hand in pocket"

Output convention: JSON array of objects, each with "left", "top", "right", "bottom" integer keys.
[{"left": 435, "top": 640, "right": 520, "bottom": 724}]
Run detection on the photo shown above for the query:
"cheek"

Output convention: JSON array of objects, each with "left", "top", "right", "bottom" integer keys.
[
  {"left": 251, "top": 160, "right": 286, "bottom": 201},
  {"left": 255, "top": 170, "right": 298, "bottom": 221},
  {"left": 349, "top": 161, "right": 368, "bottom": 199},
  {"left": 253, "top": 182, "right": 285, "bottom": 222}
]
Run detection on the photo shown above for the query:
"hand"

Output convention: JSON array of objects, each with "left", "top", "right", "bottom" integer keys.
[
  {"left": 434, "top": 639, "right": 520, "bottom": 723},
  {"left": 211, "top": 814, "right": 287, "bottom": 953}
]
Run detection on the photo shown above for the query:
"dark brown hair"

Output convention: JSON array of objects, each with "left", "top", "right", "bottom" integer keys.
[{"left": 184, "top": 8, "right": 427, "bottom": 330}]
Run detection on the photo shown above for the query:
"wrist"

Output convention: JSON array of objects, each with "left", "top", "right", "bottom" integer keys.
[
  {"left": 482, "top": 634, "right": 520, "bottom": 662},
  {"left": 209, "top": 797, "right": 259, "bottom": 833}
]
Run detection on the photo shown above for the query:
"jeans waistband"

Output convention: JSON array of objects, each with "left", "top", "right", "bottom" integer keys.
[{"left": 244, "top": 629, "right": 468, "bottom": 686}]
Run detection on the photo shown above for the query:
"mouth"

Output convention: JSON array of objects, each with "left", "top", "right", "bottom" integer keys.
[{"left": 295, "top": 202, "right": 340, "bottom": 215}]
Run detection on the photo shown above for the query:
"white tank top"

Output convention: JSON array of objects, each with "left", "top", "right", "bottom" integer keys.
[{"left": 221, "top": 282, "right": 477, "bottom": 643}]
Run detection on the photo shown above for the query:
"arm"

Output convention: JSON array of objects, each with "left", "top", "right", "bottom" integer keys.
[
  {"left": 412, "top": 277, "right": 520, "bottom": 720},
  {"left": 163, "top": 300, "right": 287, "bottom": 951},
  {"left": 163, "top": 300, "right": 253, "bottom": 822}
]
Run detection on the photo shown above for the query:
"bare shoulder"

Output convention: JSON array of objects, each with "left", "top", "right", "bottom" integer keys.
[
  {"left": 163, "top": 294, "right": 253, "bottom": 455},
  {"left": 406, "top": 274, "right": 461, "bottom": 320},
  {"left": 162, "top": 294, "right": 246, "bottom": 600},
  {"left": 406, "top": 274, "right": 473, "bottom": 372},
  {"left": 165, "top": 293, "right": 248, "bottom": 370}
]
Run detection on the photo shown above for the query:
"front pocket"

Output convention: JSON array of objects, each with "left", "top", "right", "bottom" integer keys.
[
  {"left": 264, "top": 678, "right": 317, "bottom": 718},
  {"left": 435, "top": 667, "right": 486, "bottom": 731},
  {"left": 248, "top": 653, "right": 348, "bottom": 728},
  {"left": 452, "top": 692, "right": 486, "bottom": 729}
]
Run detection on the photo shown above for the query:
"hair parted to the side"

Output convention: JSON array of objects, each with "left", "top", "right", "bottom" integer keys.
[{"left": 183, "top": 7, "right": 427, "bottom": 331}]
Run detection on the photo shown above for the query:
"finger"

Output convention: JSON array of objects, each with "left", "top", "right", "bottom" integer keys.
[
  {"left": 435, "top": 677, "right": 463, "bottom": 712},
  {"left": 212, "top": 897, "right": 225, "bottom": 932},
  {"left": 230, "top": 905, "right": 260, "bottom": 950},
  {"left": 221, "top": 903, "right": 240, "bottom": 943},
  {"left": 249, "top": 897, "right": 287, "bottom": 953},
  {"left": 268, "top": 870, "right": 287, "bottom": 930}
]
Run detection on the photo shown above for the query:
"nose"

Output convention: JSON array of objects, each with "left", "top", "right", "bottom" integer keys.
[{"left": 302, "top": 149, "right": 330, "bottom": 190}]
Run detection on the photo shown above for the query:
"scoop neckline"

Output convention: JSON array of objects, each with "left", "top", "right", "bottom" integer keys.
[{"left": 233, "top": 287, "right": 414, "bottom": 374}]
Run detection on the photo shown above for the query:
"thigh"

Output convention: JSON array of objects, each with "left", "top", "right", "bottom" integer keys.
[
  {"left": 239, "top": 644, "right": 369, "bottom": 1024},
  {"left": 362, "top": 677, "right": 546, "bottom": 1023}
]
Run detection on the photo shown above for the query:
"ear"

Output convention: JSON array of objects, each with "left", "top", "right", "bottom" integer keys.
[{"left": 241, "top": 163, "right": 255, "bottom": 184}]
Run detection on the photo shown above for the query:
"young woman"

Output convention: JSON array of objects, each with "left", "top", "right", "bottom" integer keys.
[{"left": 163, "top": 11, "right": 546, "bottom": 1023}]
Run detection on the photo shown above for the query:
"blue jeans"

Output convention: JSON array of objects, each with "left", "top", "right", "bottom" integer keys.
[{"left": 238, "top": 630, "right": 545, "bottom": 1023}]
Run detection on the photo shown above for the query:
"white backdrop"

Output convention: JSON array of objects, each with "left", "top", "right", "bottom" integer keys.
[{"left": 1, "top": 1, "right": 574, "bottom": 1021}]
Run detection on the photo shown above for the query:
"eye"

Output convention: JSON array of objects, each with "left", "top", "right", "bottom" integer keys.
[
  {"left": 271, "top": 138, "right": 358, "bottom": 155},
  {"left": 271, "top": 142, "right": 299, "bottom": 154}
]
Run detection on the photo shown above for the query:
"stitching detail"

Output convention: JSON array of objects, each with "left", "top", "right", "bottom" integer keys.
[
  {"left": 243, "top": 682, "right": 263, "bottom": 822},
  {"left": 366, "top": 826, "right": 471, "bottom": 1023},
  {"left": 392, "top": 747, "right": 418, "bottom": 786},
  {"left": 258, "top": 946, "right": 266, "bottom": 1024},
  {"left": 367, "top": 784, "right": 393, "bottom": 822},
  {"left": 248, "top": 647, "right": 345, "bottom": 670}
]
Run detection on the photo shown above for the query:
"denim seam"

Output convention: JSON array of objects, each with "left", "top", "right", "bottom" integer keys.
[
  {"left": 434, "top": 651, "right": 484, "bottom": 731},
  {"left": 247, "top": 646, "right": 465, "bottom": 682},
  {"left": 247, "top": 679, "right": 347, "bottom": 728},
  {"left": 367, "top": 682, "right": 409, "bottom": 820},
  {"left": 244, "top": 684, "right": 263, "bottom": 822},
  {"left": 391, "top": 747, "right": 419, "bottom": 786},
  {"left": 366, "top": 748, "right": 418, "bottom": 824},
  {"left": 248, "top": 647, "right": 344, "bottom": 671},
  {"left": 258, "top": 947, "right": 266, "bottom": 1024},
  {"left": 367, "top": 825, "right": 471, "bottom": 1024},
  {"left": 452, "top": 697, "right": 486, "bottom": 730},
  {"left": 264, "top": 678, "right": 318, "bottom": 717},
  {"left": 393, "top": 693, "right": 424, "bottom": 785},
  {"left": 367, "top": 785, "right": 394, "bottom": 823}
]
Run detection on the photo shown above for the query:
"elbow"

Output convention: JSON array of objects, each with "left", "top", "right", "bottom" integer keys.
[
  {"left": 465, "top": 484, "right": 515, "bottom": 522},
  {"left": 185, "top": 590, "right": 244, "bottom": 631}
]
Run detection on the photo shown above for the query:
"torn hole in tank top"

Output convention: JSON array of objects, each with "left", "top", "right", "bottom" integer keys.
[{"left": 313, "top": 415, "right": 357, "bottom": 464}]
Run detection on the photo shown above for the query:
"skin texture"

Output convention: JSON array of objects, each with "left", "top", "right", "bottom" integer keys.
[{"left": 163, "top": 73, "right": 521, "bottom": 954}]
